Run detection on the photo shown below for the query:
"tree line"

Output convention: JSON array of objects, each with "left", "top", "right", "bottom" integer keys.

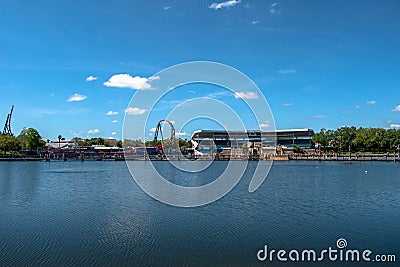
[
  {"left": 312, "top": 126, "right": 400, "bottom": 153},
  {"left": 0, "top": 127, "right": 192, "bottom": 154},
  {"left": 2, "top": 126, "right": 399, "bottom": 155},
  {"left": 0, "top": 128, "right": 45, "bottom": 154},
  {"left": 0, "top": 128, "right": 127, "bottom": 155}
]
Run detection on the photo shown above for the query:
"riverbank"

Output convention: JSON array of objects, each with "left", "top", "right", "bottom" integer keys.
[
  {"left": 1, "top": 154, "right": 399, "bottom": 162},
  {"left": 0, "top": 157, "right": 42, "bottom": 161}
]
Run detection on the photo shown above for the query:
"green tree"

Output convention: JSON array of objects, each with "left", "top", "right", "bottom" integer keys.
[
  {"left": 313, "top": 127, "right": 400, "bottom": 153},
  {"left": 18, "top": 128, "right": 44, "bottom": 150},
  {"left": 364, "top": 128, "right": 386, "bottom": 152},
  {"left": 312, "top": 128, "right": 330, "bottom": 150},
  {"left": 86, "top": 137, "right": 105, "bottom": 146},
  {"left": 334, "top": 126, "right": 357, "bottom": 152},
  {"left": 57, "top": 134, "right": 62, "bottom": 148},
  {"left": 0, "top": 134, "right": 21, "bottom": 154},
  {"left": 116, "top": 140, "right": 123, "bottom": 148},
  {"left": 104, "top": 140, "right": 111, "bottom": 147},
  {"left": 26, "top": 128, "right": 43, "bottom": 150},
  {"left": 353, "top": 127, "right": 368, "bottom": 152},
  {"left": 178, "top": 138, "right": 191, "bottom": 151},
  {"left": 145, "top": 140, "right": 161, "bottom": 147},
  {"left": 385, "top": 129, "right": 400, "bottom": 152}
]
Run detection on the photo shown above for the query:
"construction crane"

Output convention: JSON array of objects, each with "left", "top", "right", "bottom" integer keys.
[
  {"left": 153, "top": 119, "right": 177, "bottom": 156},
  {"left": 2, "top": 105, "right": 14, "bottom": 136}
]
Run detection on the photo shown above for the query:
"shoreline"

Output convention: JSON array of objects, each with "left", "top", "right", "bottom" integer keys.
[{"left": 0, "top": 155, "right": 399, "bottom": 162}]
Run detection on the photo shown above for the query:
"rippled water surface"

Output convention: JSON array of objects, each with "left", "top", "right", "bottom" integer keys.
[{"left": 1, "top": 161, "right": 399, "bottom": 266}]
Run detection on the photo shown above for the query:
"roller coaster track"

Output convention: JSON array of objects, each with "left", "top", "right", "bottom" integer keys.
[
  {"left": 2, "top": 105, "right": 14, "bottom": 136},
  {"left": 153, "top": 119, "right": 176, "bottom": 155}
]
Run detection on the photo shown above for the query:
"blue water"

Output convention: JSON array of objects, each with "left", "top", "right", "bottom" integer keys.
[{"left": 0, "top": 161, "right": 399, "bottom": 266}]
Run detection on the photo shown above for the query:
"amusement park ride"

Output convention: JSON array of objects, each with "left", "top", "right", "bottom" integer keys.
[
  {"left": 0, "top": 107, "right": 182, "bottom": 160},
  {"left": 2, "top": 105, "right": 14, "bottom": 136},
  {"left": 152, "top": 119, "right": 178, "bottom": 157}
]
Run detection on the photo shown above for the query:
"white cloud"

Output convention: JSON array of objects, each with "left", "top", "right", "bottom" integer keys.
[
  {"left": 111, "top": 120, "right": 118, "bottom": 123},
  {"left": 259, "top": 121, "right": 270, "bottom": 129},
  {"left": 277, "top": 68, "right": 296, "bottom": 74},
  {"left": 177, "top": 132, "right": 190, "bottom": 137},
  {"left": 207, "top": 91, "right": 232, "bottom": 99},
  {"left": 66, "top": 93, "right": 87, "bottom": 102},
  {"left": 164, "top": 6, "right": 171, "bottom": 10},
  {"left": 234, "top": 91, "right": 259, "bottom": 99},
  {"left": 103, "top": 74, "right": 152, "bottom": 90},
  {"left": 107, "top": 110, "right": 118, "bottom": 116},
  {"left": 86, "top": 75, "right": 97, "bottom": 81},
  {"left": 251, "top": 21, "right": 259, "bottom": 25},
  {"left": 112, "top": 131, "right": 117, "bottom": 135},
  {"left": 88, "top": 129, "right": 100, "bottom": 135},
  {"left": 389, "top": 123, "right": 400, "bottom": 129},
  {"left": 270, "top": 3, "right": 279, "bottom": 14},
  {"left": 125, "top": 107, "right": 147, "bottom": 115},
  {"left": 391, "top": 105, "right": 400, "bottom": 112},
  {"left": 150, "top": 127, "right": 156, "bottom": 132},
  {"left": 355, "top": 105, "right": 361, "bottom": 109},
  {"left": 283, "top": 102, "right": 293, "bottom": 106},
  {"left": 310, "top": 115, "right": 326, "bottom": 119},
  {"left": 149, "top": 75, "right": 160, "bottom": 81},
  {"left": 366, "top": 100, "right": 376, "bottom": 105},
  {"left": 209, "top": 0, "right": 241, "bottom": 10}
]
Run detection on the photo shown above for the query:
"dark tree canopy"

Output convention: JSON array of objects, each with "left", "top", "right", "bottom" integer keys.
[{"left": 313, "top": 127, "right": 400, "bottom": 152}]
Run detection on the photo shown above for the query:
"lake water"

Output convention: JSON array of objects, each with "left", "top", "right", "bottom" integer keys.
[{"left": 0, "top": 161, "right": 399, "bottom": 266}]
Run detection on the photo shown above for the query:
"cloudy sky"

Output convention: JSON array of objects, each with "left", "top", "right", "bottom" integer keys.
[{"left": 0, "top": 0, "right": 399, "bottom": 140}]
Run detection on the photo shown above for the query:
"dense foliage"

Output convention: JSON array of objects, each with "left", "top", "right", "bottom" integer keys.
[
  {"left": 312, "top": 127, "right": 400, "bottom": 152},
  {"left": 0, "top": 134, "right": 21, "bottom": 154},
  {"left": 18, "top": 128, "right": 46, "bottom": 150}
]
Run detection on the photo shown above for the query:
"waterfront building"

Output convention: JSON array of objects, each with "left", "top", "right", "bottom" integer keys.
[
  {"left": 45, "top": 140, "right": 78, "bottom": 149},
  {"left": 190, "top": 129, "right": 314, "bottom": 159}
]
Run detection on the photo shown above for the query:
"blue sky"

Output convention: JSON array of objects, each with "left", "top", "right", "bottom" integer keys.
[{"left": 0, "top": 0, "right": 399, "bottom": 141}]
